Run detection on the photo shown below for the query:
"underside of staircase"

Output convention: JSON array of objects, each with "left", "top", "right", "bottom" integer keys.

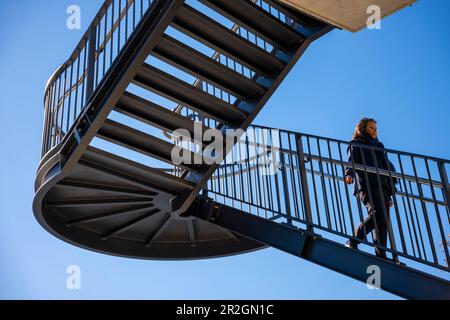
[{"left": 34, "top": 0, "right": 332, "bottom": 260}]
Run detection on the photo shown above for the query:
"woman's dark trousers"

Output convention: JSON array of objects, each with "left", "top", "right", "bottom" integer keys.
[{"left": 354, "top": 187, "right": 391, "bottom": 258}]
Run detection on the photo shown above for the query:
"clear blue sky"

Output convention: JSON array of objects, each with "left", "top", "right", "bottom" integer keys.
[{"left": 1, "top": 0, "right": 449, "bottom": 300}]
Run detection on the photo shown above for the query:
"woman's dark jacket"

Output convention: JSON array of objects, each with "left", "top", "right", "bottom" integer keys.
[{"left": 345, "top": 134, "right": 398, "bottom": 197}]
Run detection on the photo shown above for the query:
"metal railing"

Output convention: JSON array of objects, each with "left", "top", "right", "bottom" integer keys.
[
  {"left": 41, "top": 0, "right": 156, "bottom": 157},
  {"left": 204, "top": 125, "right": 450, "bottom": 272}
]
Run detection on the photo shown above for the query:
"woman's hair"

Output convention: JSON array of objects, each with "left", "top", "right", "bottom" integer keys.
[{"left": 353, "top": 117, "right": 377, "bottom": 140}]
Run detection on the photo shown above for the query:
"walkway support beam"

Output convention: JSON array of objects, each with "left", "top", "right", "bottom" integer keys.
[{"left": 194, "top": 198, "right": 450, "bottom": 300}]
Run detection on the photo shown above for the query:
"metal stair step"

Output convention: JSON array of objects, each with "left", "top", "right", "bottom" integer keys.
[
  {"left": 115, "top": 91, "right": 212, "bottom": 148},
  {"left": 152, "top": 34, "right": 267, "bottom": 101},
  {"left": 200, "top": 0, "right": 304, "bottom": 51},
  {"left": 66, "top": 204, "right": 154, "bottom": 226},
  {"left": 172, "top": 4, "right": 284, "bottom": 77},
  {"left": 83, "top": 146, "right": 195, "bottom": 193},
  {"left": 133, "top": 63, "right": 248, "bottom": 125},
  {"left": 97, "top": 119, "right": 204, "bottom": 172},
  {"left": 101, "top": 208, "right": 162, "bottom": 240},
  {"left": 57, "top": 180, "right": 158, "bottom": 197},
  {"left": 47, "top": 198, "right": 154, "bottom": 208}
]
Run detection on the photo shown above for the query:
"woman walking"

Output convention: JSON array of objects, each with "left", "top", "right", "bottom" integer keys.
[{"left": 344, "top": 117, "right": 397, "bottom": 259}]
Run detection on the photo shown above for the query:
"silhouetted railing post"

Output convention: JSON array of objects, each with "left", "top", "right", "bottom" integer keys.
[
  {"left": 296, "top": 134, "right": 314, "bottom": 231},
  {"left": 371, "top": 147, "right": 399, "bottom": 261},
  {"left": 41, "top": 92, "right": 50, "bottom": 156},
  {"left": 438, "top": 161, "right": 450, "bottom": 211},
  {"left": 85, "top": 22, "right": 98, "bottom": 102},
  {"left": 279, "top": 149, "right": 293, "bottom": 224}
]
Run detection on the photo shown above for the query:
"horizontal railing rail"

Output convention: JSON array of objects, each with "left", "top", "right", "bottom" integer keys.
[{"left": 41, "top": 0, "right": 157, "bottom": 157}]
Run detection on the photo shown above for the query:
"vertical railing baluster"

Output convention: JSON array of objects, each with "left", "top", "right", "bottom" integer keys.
[
  {"left": 411, "top": 156, "right": 438, "bottom": 263},
  {"left": 41, "top": 92, "right": 51, "bottom": 155},
  {"left": 66, "top": 64, "right": 74, "bottom": 132},
  {"left": 438, "top": 161, "right": 450, "bottom": 214},
  {"left": 261, "top": 130, "right": 274, "bottom": 214},
  {"left": 335, "top": 163, "right": 348, "bottom": 233},
  {"left": 325, "top": 161, "right": 339, "bottom": 231},
  {"left": 95, "top": 21, "right": 101, "bottom": 88},
  {"left": 287, "top": 134, "right": 301, "bottom": 220},
  {"left": 80, "top": 39, "right": 88, "bottom": 110},
  {"left": 48, "top": 82, "right": 55, "bottom": 149},
  {"left": 231, "top": 155, "right": 237, "bottom": 210},
  {"left": 55, "top": 76, "right": 63, "bottom": 144},
  {"left": 371, "top": 148, "right": 398, "bottom": 261},
  {"left": 125, "top": 0, "right": 129, "bottom": 40},
  {"left": 280, "top": 134, "right": 292, "bottom": 224},
  {"left": 245, "top": 133, "right": 254, "bottom": 206},
  {"left": 253, "top": 131, "right": 261, "bottom": 216},
  {"left": 398, "top": 181, "right": 417, "bottom": 257},
  {"left": 398, "top": 154, "right": 423, "bottom": 259},
  {"left": 348, "top": 142, "right": 368, "bottom": 242},
  {"left": 103, "top": 14, "right": 108, "bottom": 78},
  {"left": 111, "top": 0, "right": 115, "bottom": 65},
  {"left": 306, "top": 136, "right": 320, "bottom": 227},
  {"left": 296, "top": 135, "right": 314, "bottom": 231},
  {"left": 82, "top": 20, "right": 97, "bottom": 103},
  {"left": 59, "top": 69, "right": 68, "bottom": 140},
  {"left": 358, "top": 146, "right": 382, "bottom": 253},
  {"left": 327, "top": 140, "right": 344, "bottom": 233},
  {"left": 271, "top": 130, "right": 282, "bottom": 215},
  {"left": 409, "top": 180, "right": 428, "bottom": 260},
  {"left": 133, "top": 0, "right": 136, "bottom": 28},
  {"left": 338, "top": 141, "right": 355, "bottom": 236},
  {"left": 317, "top": 138, "right": 332, "bottom": 228},
  {"left": 426, "top": 159, "right": 450, "bottom": 268},
  {"left": 384, "top": 150, "right": 407, "bottom": 254},
  {"left": 118, "top": 0, "right": 122, "bottom": 54}
]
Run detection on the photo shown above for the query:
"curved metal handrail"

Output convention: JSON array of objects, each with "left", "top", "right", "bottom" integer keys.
[
  {"left": 44, "top": 0, "right": 136, "bottom": 101},
  {"left": 45, "top": 0, "right": 136, "bottom": 107},
  {"left": 42, "top": 0, "right": 147, "bottom": 157}
]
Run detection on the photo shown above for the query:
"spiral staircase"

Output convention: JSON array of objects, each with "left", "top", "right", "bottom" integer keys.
[{"left": 34, "top": 0, "right": 450, "bottom": 299}]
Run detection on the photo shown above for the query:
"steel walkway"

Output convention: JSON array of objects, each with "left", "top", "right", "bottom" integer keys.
[{"left": 192, "top": 124, "right": 450, "bottom": 299}]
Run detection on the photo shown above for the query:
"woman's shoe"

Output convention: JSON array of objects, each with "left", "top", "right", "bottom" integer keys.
[{"left": 345, "top": 240, "right": 358, "bottom": 250}]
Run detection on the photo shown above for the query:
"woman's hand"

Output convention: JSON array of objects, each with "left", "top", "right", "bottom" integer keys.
[{"left": 344, "top": 175, "right": 353, "bottom": 184}]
